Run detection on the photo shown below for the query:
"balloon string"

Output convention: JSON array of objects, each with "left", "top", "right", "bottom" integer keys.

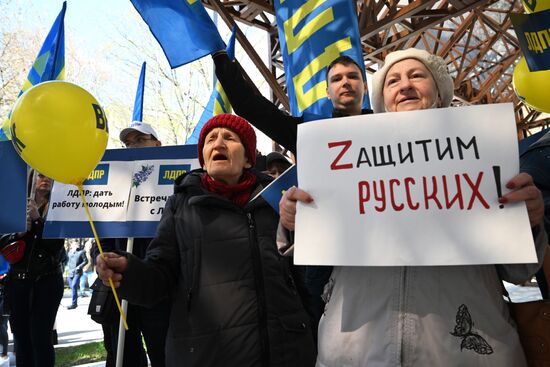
[{"left": 77, "top": 184, "right": 128, "bottom": 330}]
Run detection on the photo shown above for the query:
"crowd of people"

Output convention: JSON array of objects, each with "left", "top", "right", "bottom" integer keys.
[
  {"left": 96, "top": 47, "right": 547, "bottom": 367},
  {"left": 0, "top": 119, "right": 295, "bottom": 367},
  {"left": 0, "top": 47, "right": 547, "bottom": 367}
]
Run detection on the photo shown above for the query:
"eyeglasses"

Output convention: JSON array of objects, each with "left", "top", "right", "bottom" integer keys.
[{"left": 123, "top": 136, "right": 154, "bottom": 147}]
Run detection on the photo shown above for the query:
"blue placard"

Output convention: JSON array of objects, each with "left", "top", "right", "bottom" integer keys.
[
  {"left": 256, "top": 165, "right": 298, "bottom": 213},
  {"left": 44, "top": 144, "right": 199, "bottom": 239},
  {"left": 0, "top": 141, "right": 27, "bottom": 234},
  {"left": 511, "top": 10, "right": 550, "bottom": 72},
  {"left": 158, "top": 164, "right": 191, "bottom": 185},
  {"left": 83, "top": 163, "right": 110, "bottom": 185}
]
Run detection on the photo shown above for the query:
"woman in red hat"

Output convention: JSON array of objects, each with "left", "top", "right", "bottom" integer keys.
[{"left": 97, "top": 114, "right": 315, "bottom": 367}]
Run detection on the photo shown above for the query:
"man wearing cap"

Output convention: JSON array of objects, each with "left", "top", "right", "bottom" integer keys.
[
  {"left": 119, "top": 121, "right": 162, "bottom": 148},
  {"left": 96, "top": 121, "right": 169, "bottom": 367}
]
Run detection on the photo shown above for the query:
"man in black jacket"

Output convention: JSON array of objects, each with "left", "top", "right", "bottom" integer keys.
[{"left": 213, "top": 51, "right": 373, "bottom": 327}]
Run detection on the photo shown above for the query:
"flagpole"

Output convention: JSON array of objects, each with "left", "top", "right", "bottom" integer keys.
[{"left": 115, "top": 237, "right": 134, "bottom": 367}]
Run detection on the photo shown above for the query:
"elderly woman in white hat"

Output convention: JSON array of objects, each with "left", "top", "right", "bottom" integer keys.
[{"left": 280, "top": 48, "right": 546, "bottom": 366}]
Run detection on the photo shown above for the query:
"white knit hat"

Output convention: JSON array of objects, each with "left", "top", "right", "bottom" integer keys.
[{"left": 371, "top": 48, "right": 454, "bottom": 113}]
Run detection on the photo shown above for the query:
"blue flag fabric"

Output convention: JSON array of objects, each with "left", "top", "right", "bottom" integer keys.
[
  {"left": 0, "top": 256, "right": 9, "bottom": 276},
  {"left": 186, "top": 27, "right": 237, "bottom": 144},
  {"left": 133, "top": 62, "right": 147, "bottom": 122},
  {"left": 0, "top": 141, "right": 27, "bottom": 234},
  {"left": 257, "top": 165, "right": 297, "bottom": 213},
  {"left": 511, "top": 9, "right": 550, "bottom": 72},
  {"left": 130, "top": 0, "right": 226, "bottom": 68},
  {"left": 0, "top": 1, "right": 66, "bottom": 141},
  {"left": 274, "top": 0, "right": 369, "bottom": 120}
]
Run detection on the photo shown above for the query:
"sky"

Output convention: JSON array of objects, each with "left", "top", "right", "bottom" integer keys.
[{"left": 6, "top": 0, "right": 274, "bottom": 152}]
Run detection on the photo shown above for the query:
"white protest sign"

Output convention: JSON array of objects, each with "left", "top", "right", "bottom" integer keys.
[
  {"left": 126, "top": 161, "right": 194, "bottom": 221},
  {"left": 48, "top": 161, "right": 131, "bottom": 222},
  {"left": 44, "top": 145, "right": 199, "bottom": 238},
  {"left": 294, "top": 104, "right": 537, "bottom": 266}
]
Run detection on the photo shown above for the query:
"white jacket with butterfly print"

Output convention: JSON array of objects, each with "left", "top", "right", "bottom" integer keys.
[{"left": 315, "top": 226, "right": 547, "bottom": 367}]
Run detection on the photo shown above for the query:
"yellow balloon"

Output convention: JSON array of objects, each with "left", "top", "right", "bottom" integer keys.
[
  {"left": 521, "top": 0, "right": 550, "bottom": 13},
  {"left": 513, "top": 57, "right": 550, "bottom": 113},
  {"left": 10, "top": 81, "right": 109, "bottom": 185}
]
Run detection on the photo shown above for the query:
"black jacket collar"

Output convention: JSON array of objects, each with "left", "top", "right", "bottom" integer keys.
[{"left": 332, "top": 108, "right": 373, "bottom": 118}]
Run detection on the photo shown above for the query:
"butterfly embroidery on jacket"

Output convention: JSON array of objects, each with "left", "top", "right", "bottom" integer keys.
[{"left": 450, "top": 304, "right": 494, "bottom": 355}]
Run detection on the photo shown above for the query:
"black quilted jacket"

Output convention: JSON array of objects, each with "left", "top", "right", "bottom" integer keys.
[{"left": 118, "top": 169, "right": 315, "bottom": 367}]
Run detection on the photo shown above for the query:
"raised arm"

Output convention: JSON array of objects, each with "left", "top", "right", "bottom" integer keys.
[{"left": 213, "top": 51, "right": 300, "bottom": 154}]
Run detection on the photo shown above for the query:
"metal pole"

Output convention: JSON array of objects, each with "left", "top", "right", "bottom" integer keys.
[{"left": 115, "top": 237, "right": 134, "bottom": 367}]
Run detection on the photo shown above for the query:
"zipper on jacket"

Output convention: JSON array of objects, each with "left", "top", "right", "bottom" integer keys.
[
  {"left": 187, "top": 289, "right": 193, "bottom": 311},
  {"left": 23, "top": 239, "right": 37, "bottom": 279},
  {"left": 23, "top": 218, "right": 45, "bottom": 278},
  {"left": 247, "top": 212, "right": 270, "bottom": 367}
]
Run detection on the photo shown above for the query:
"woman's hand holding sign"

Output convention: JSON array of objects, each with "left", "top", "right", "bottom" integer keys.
[{"left": 500, "top": 172, "right": 544, "bottom": 228}]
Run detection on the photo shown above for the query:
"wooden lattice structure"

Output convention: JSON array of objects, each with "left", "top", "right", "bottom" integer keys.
[{"left": 204, "top": 0, "right": 549, "bottom": 140}]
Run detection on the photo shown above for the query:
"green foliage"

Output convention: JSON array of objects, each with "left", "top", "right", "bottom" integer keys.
[{"left": 55, "top": 341, "right": 106, "bottom": 367}]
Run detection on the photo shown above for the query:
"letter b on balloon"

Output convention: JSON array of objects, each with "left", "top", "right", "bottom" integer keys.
[{"left": 92, "top": 103, "right": 109, "bottom": 132}]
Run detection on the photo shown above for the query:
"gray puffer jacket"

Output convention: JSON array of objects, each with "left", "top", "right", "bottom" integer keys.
[{"left": 316, "top": 227, "right": 547, "bottom": 367}]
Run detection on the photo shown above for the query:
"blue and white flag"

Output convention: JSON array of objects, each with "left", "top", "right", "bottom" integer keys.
[
  {"left": 186, "top": 27, "right": 237, "bottom": 144},
  {"left": 274, "top": 0, "right": 369, "bottom": 120},
  {"left": 130, "top": 0, "right": 226, "bottom": 68},
  {"left": 0, "top": 1, "right": 66, "bottom": 141}
]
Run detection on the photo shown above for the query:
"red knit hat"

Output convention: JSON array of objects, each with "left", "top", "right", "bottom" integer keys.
[{"left": 198, "top": 114, "right": 257, "bottom": 167}]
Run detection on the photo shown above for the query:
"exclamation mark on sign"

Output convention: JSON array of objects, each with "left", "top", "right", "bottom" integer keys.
[{"left": 492, "top": 166, "right": 504, "bottom": 209}]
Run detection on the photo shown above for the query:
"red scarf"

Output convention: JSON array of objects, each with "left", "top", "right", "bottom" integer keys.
[{"left": 201, "top": 171, "right": 257, "bottom": 207}]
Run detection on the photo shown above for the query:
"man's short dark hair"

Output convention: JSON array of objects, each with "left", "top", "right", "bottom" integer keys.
[{"left": 326, "top": 56, "right": 364, "bottom": 82}]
